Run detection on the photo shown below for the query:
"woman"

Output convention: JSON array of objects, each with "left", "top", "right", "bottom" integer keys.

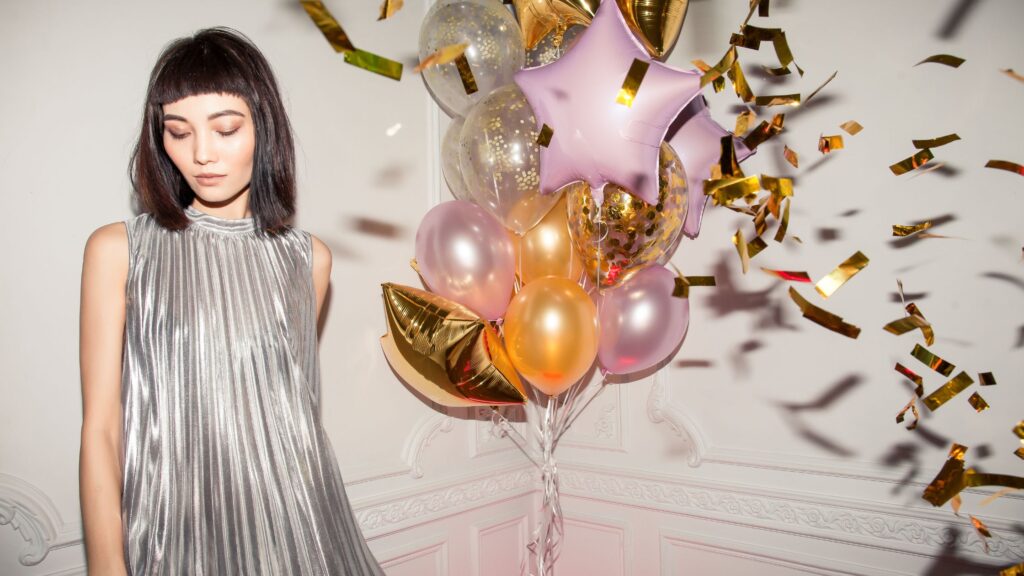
[{"left": 79, "top": 27, "right": 385, "bottom": 575}]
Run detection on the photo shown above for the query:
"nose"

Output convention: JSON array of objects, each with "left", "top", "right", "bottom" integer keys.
[{"left": 193, "top": 131, "right": 217, "bottom": 165}]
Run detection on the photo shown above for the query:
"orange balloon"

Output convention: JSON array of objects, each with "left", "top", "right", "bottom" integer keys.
[
  {"left": 503, "top": 277, "right": 598, "bottom": 396},
  {"left": 516, "top": 193, "right": 584, "bottom": 285}
]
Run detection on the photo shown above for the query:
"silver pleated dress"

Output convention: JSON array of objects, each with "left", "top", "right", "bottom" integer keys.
[{"left": 120, "top": 205, "right": 384, "bottom": 575}]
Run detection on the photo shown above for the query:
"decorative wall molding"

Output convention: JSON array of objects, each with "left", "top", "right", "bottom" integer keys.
[
  {"left": 563, "top": 380, "right": 628, "bottom": 453},
  {"left": 557, "top": 462, "right": 1024, "bottom": 562},
  {"left": 377, "top": 535, "right": 450, "bottom": 575},
  {"left": 0, "top": 473, "right": 81, "bottom": 567},
  {"left": 646, "top": 374, "right": 707, "bottom": 466},
  {"left": 402, "top": 414, "right": 455, "bottom": 479},
  {"left": 470, "top": 513, "right": 529, "bottom": 576}
]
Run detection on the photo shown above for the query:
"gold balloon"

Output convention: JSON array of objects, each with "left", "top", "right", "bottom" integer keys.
[
  {"left": 503, "top": 277, "right": 598, "bottom": 396},
  {"left": 512, "top": 0, "right": 599, "bottom": 50},
  {"left": 567, "top": 142, "right": 688, "bottom": 287},
  {"left": 616, "top": 0, "right": 689, "bottom": 59},
  {"left": 516, "top": 193, "right": 584, "bottom": 284},
  {"left": 380, "top": 283, "right": 526, "bottom": 407}
]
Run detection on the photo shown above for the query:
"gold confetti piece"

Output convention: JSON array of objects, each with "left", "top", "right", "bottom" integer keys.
[
  {"left": 761, "top": 268, "right": 811, "bottom": 282},
  {"left": 911, "top": 133, "right": 961, "bottom": 148},
  {"left": 719, "top": 135, "right": 743, "bottom": 177},
  {"left": 733, "top": 229, "right": 750, "bottom": 274},
  {"left": 970, "top": 515, "right": 993, "bottom": 553},
  {"left": 999, "top": 563, "right": 1024, "bottom": 576},
  {"left": 727, "top": 59, "right": 755, "bottom": 103},
  {"left": 967, "top": 392, "right": 989, "bottom": 412},
  {"left": 814, "top": 251, "right": 869, "bottom": 299},
  {"left": 743, "top": 113, "right": 785, "bottom": 149},
  {"left": 773, "top": 198, "right": 791, "bottom": 243},
  {"left": 343, "top": 49, "right": 403, "bottom": 80},
  {"left": 905, "top": 302, "right": 934, "bottom": 346},
  {"left": 758, "top": 0, "right": 769, "bottom": 17},
  {"left": 911, "top": 343, "right": 955, "bottom": 376},
  {"left": 700, "top": 47, "right": 736, "bottom": 89},
  {"left": 915, "top": 54, "right": 965, "bottom": 68},
  {"left": 980, "top": 487, "right": 1022, "bottom": 506},
  {"left": 754, "top": 93, "right": 801, "bottom": 107},
  {"left": 733, "top": 25, "right": 804, "bottom": 76},
  {"left": 985, "top": 159, "right": 1024, "bottom": 176},
  {"left": 950, "top": 442, "right": 968, "bottom": 460},
  {"left": 922, "top": 371, "right": 974, "bottom": 411},
  {"left": 895, "top": 362, "right": 925, "bottom": 397},
  {"left": 747, "top": 236, "right": 768, "bottom": 258},
  {"left": 735, "top": 110, "right": 756, "bottom": 136},
  {"left": 783, "top": 146, "right": 799, "bottom": 168},
  {"left": 377, "top": 0, "right": 403, "bottom": 20},
  {"left": 892, "top": 221, "right": 934, "bottom": 237},
  {"left": 414, "top": 43, "right": 467, "bottom": 73},
  {"left": 883, "top": 313, "right": 933, "bottom": 344},
  {"left": 788, "top": 287, "right": 862, "bottom": 339},
  {"left": 890, "top": 148, "right": 934, "bottom": 175},
  {"left": 537, "top": 124, "right": 553, "bottom": 147},
  {"left": 686, "top": 276, "right": 717, "bottom": 286},
  {"left": 673, "top": 275, "right": 717, "bottom": 298},
  {"left": 301, "top": 0, "right": 356, "bottom": 52},
  {"left": 804, "top": 70, "right": 837, "bottom": 105},
  {"left": 818, "top": 134, "right": 844, "bottom": 154},
  {"left": 924, "top": 446, "right": 1024, "bottom": 507},
  {"left": 951, "top": 493, "right": 962, "bottom": 515},
  {"left": 617, "top": 58, "right": 650, "bottom": 107},
  {"left": 704, "top": 175, "right": 761, "bottom": 206},
  {"left": 979, "top": 372, "right": 997, "bottom": 386},
  {"left": 1015, "top": 421, "right": 1024, "bottom": 460},
  {"left": 454, "top": 53, "right": 478, "bottom": 94},
  {"left": 840, "top": 120, "right": 863, "bottom": 135},
  {"left": 896, "top": 396, "right": 920, "bottom": 430},
  {"left": 1003, "top": 69, "right": 1024, "bottom": 83}
]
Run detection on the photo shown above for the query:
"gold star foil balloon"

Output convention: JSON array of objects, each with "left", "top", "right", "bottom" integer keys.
[
  {"left": 616, "top": 0, "right": 689, "bottom": 59},
  {"left": 512, "top": 0, "right": 599, "bottom": 51},
  {"left": 380, "top": 283, "right": 527, "bottom": 407},
  {"left": 566, "top": 142, "right": 688, "bottom": 286}
]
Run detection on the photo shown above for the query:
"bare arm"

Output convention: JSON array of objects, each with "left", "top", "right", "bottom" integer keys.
[
  {"left": 79, "top": 222, "right": 130, "bottom": 576},
  {"left": 310, "top": 233, "right": 332, "bottom": 323}
]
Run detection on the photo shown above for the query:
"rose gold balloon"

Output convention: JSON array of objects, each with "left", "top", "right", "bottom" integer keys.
[
  {"left": 516, "top": 193, "right": 584, "bottom": 285},
  {"left": 503, "top": 277, "right": 598, "bottom": 396}
]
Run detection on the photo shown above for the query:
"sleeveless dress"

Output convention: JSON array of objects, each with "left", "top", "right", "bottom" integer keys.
[{"left": 120, "top": 205, "right": 385, "bottom": 576}]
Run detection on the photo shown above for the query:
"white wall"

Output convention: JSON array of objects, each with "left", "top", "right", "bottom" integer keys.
[{"left": 1, "top": 1, "right": 1022, "bottom": 575}]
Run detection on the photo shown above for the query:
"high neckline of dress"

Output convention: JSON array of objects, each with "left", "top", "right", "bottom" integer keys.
[{"left": 185, "top": 205, "right": 256, "bottom": 234}]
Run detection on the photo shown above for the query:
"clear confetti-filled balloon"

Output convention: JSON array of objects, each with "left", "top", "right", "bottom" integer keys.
[
  {"left": 441, "top": 117, "right": 471, "bottom": 201},
  {"left": 524, "top": 24, "right": 584, "bottom": 68},
  {"left": 419, "top": 0, "right": 525, "bottom": 117},
  {"left": 459, "top": 84, "right": 558, "bottom": 235}
]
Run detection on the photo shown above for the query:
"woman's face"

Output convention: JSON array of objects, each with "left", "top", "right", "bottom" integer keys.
[{"left": 161, "top": 93, "right": 256, "bottom": 205}]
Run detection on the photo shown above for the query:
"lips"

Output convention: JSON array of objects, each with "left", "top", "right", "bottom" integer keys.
[{"left": 194, "top": 173, "right": 226, "bottom": 186}]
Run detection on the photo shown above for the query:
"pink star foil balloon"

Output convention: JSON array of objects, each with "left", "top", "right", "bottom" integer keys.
[
  {"left": 513, "top": 0, "right": 702, "bottom": 206},
  {"left": 668, "top": 96, "right": 755, "bottom": 239}
]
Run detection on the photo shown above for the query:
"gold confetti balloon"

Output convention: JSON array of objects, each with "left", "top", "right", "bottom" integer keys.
[
  {"left": 616, "top": 0, "right": 689, "bottom": 59},
  {"left": 566, "top": 142, "right": 688, "bottom": 287},
  {"left": 419, "top": 0, "right": 525, "bottom": 117},
  {"left": 524, "top": 23, "right": 584, "bottom": 67}
]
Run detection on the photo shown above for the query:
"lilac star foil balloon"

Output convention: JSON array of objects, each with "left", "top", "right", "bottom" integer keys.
[
  {"left": 668, "top": 96, "right": 755, "bottom": 239},
  {"left": 513, "top": 0, "right": 702, "bottom": 207}
]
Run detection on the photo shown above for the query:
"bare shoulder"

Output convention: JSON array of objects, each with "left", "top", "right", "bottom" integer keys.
[
  {"left": 309, "top": 233, "right": 332, "bottom": 277},
  {"left": 83, "top": 221, "right": 129, "bottom": 271}
]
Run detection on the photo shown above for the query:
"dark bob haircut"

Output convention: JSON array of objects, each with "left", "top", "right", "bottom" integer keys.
[{"left": 129, "top": 27, "right": 295, "bottom": 235}]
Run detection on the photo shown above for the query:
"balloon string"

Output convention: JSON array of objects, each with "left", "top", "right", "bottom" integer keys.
[
  {"left": 490, "top": 407, "right": 541, "bottom": 469},
  {"left": 555, "top": 376, "right": 608, "bottom": 446},
  {"left": 527, "top": 396, "right": 564, "bottom": 576}
]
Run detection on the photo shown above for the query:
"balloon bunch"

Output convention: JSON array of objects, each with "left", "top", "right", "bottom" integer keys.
[{"left": 382, "top": 1, "right": 751, "bottom": 573}]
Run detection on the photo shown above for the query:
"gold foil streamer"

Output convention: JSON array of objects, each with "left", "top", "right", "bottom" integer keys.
[
  {"left": 700, "top": 47, "right": 736, "bottom": 89},
  {"left": 727, "top": 59, "right": 755, "bottom": 103},
  {"left": 980, "top": 487, "right": 1021, "bottom": 507},
  {"left": 895, "top": 362, "right": 925, "bottom": 397},
  {"left": 693, "top": 58, "right": 726, "bottom": 92},
  {"left": 617, "top": 58, "right": 651, "bottom": 107},
  {"left": 537, "top": 123, "right": 553, "bottom": 147},
  {"left": 735, "top": 110, "right": 756, "bottom": 136},
  {"left": 892, "top": 221, "right": 934, "bottom": 237},
  {"left": 414, "top": 43, "right": 468, "bottom": 73},
  {"left": 344, "top": 49, "right": 403, "bottom": 80},
  {"left": 818, "top": 134, "right": 844, "bottom": 154},
  {"left": 912, "top": 133, "right": 961, "bottom": 148},
  {"left": 454, "top": 53, "right": 478, "bottom": 94},
  {"left": 890, "top": 148, "right": 934, "bottom": 175},
  {"left": 788, "top": 287, "right": 862, "bottom": 339},
  {"left": 754, "top": 93, "right": 801, "bottom": 107},
  {"left": 743, "top": 113, "right": 785, "bottom": 149},
  {"left": 840, "top": 120, "right": 863, "bottom": 135},
  {"left": 884, "top": 311, "right": 934, "bottom": 346},
  {"left": 301, "top": 0, "right": 356, "bottom": 52},
  {"left": 967, "top": 392, "right": 989, "bottom": 412},
  {"left": 911, "top": 343, "right": 956, "bottom": 376},
  {"left": 733, "top": 229, "right": 750, "bottom": 274},
  {"left": 804, "top": 70, "right": 837, "bottom": 105},
  {"left": 814, "top": 251, "right": 869, "bottom": 299},
  {"left": 906, "top": 303, "right": 934, "bottom": 345},
  {"left": 380, "top": 283, "right": 527, "bottom": 406},
  {"left": 747, "top": 236, "right": 768, "bottom": 258},
  {"left": 915, "top": 54, "right": 965, "bottom": 68},
  {"left": 673, "top": 275, "right": 716, "bottom": 298},
  {"left": 773, "top": 198, "right": 791, "bottom": 242},
  {"left": 783, "top": 146, "right": 799, "bottom": 168},
  {"left": 896, "top": 397, "right": 919, "bottom": 430},
  {"left": 377, "top": 0, "right": 404, "bottom": 20},
  {"left": 1002, "top": 69, "right": 1024, "bottom": 83},
  {"left": 985, "top": 160, "right": 1024, "bottom": 176},
  {"left": 922, "top": 371, "right": 974, "bottom": 411},
  {"left": 761, "top": 268, "right": 811, "bottom": 282},
  {"left": 979, "top": 372, "right": 997, "bottom": 386}
]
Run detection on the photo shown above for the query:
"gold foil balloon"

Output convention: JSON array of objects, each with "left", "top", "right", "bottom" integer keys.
[
  {"left": 567, "top": 142, "right": 688, "bottom": 287},
  {"left": 380, "top": 283, "right": 527, "bottom": 407},
  {"left": 512, "top": 0, "right": 599, "bottom": 51},
  {"left": 503, "top": 277, "right": 599, "bottom": 396},
  {"left": 516, "top": 192, "right": 584, "bottom": 284},
  {"left": 616, "top": 0, "right": 689, "bottom": 59}
]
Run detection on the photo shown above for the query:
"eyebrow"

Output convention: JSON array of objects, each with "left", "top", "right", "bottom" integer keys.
[{"left": 163, "top": 110, "right": 246, "bottom": 122}]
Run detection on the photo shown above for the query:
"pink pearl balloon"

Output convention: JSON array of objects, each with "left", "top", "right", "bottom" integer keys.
[
  {"left": 597, "top": 266, "right": 690, "bottom": 375},
  {"left": 415, "top": 201, "right": 516, "bottom": 321}
]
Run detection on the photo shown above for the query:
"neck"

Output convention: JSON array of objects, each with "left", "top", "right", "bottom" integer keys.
[{"left": 190, "top": 188, "right": 252, "bottom": 220}]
